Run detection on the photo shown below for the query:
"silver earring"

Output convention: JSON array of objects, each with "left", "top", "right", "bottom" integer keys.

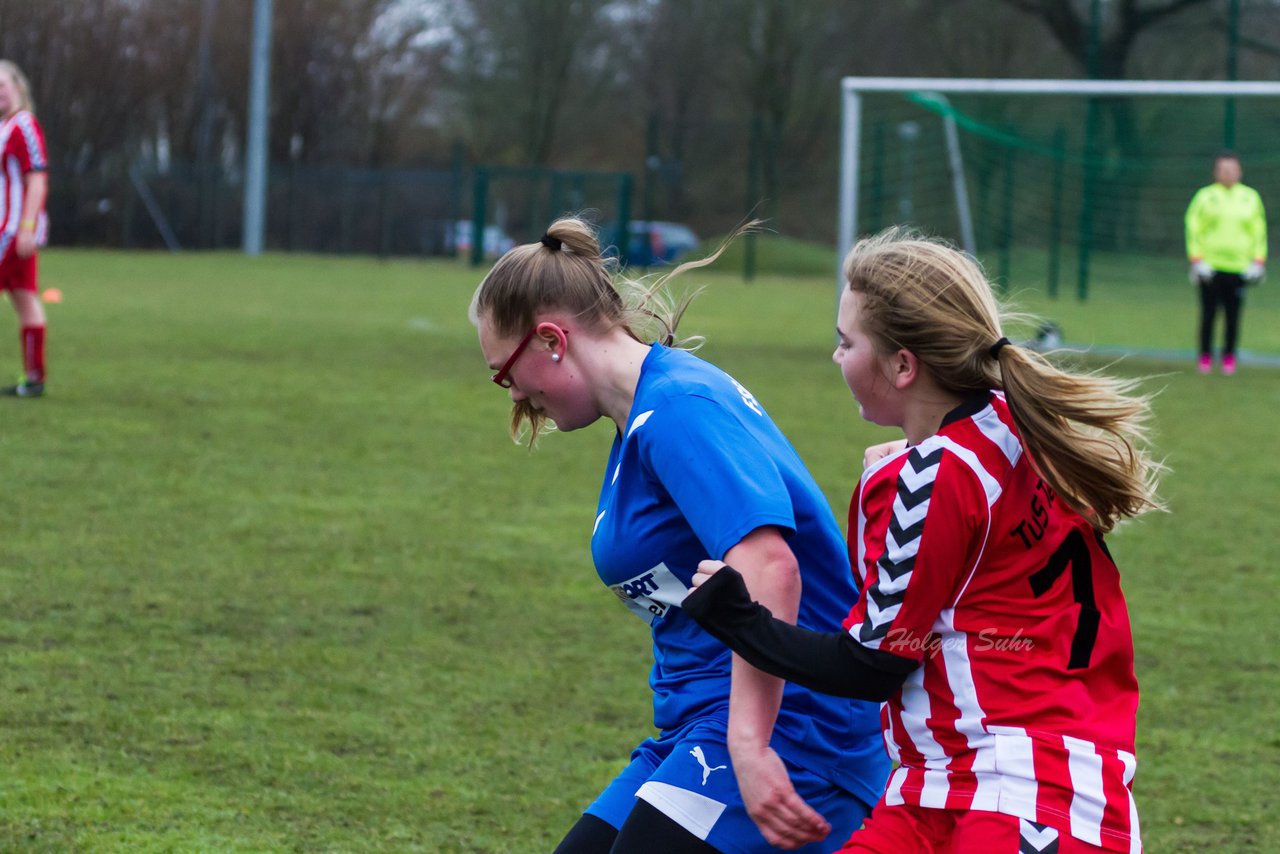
[{"left": 551, "top": 353, "right": 561, "bottom": 362}]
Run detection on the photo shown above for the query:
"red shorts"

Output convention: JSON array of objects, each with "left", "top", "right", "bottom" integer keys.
[
  {"left": 837, "top": 802, "right": 1122, "bottom": 854},
  {"left": 0, "top": 249, "right": 37, "bottom": 292}
]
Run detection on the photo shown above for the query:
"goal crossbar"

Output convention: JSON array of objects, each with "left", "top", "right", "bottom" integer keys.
[{"left": 842, "top": 77, "right": 1280, "bottom": 98}]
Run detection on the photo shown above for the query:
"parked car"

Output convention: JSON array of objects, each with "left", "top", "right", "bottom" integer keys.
[
  {"left": 449, "top": 220, "right": 515, "bottom": 259},
  {"left": 602, "top": 220, "right": 700, "bottom": 267}
]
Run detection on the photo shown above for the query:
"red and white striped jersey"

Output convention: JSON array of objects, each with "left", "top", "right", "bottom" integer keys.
[
  {"left": 0, "top": 110, "right": 48, "bottom": 256},
  {"left": 844, "top": 392, "right": 1141, "bottom": 853}
]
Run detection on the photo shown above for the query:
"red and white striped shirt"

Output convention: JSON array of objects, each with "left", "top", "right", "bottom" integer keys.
[
  {"left": 845, "top": 392, "right": 1141, "bottom": 853},
  {"left": 0, "top": 109, "right": 48, "bottom": 257}
]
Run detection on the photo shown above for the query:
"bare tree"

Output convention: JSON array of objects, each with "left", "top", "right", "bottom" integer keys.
[
  {"left": 996, "top": 0, "right": 1214, "bottom": 77},
  {"left": 622, "top": 0, "right": 738, "bottom": 219},
  {"left": 441, "top": 0, "right": 613, "bottom": 165},
  {"left": 2, "top": 0, "right": 1268, "bottom": 248}
]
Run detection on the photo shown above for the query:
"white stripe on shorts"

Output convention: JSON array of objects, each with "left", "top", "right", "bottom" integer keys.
[{"left": 635, "top": 780, "right": 727, "bottom": 842}]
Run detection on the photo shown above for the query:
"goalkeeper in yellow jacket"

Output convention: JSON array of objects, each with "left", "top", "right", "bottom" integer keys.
[{"left": 1185, "top": 152, "right": 1267, "bottom": 375}]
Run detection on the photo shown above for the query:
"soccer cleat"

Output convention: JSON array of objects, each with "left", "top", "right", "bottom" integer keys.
[
  {"left": 1197, "top": 354, "right": 1212, "bottom": 374},
  {"left": 1222, "top": 354, "right": 1237, "bottom": 376},
  {"left": 2, "top": 379, "right": 44, "bottom": 397}
]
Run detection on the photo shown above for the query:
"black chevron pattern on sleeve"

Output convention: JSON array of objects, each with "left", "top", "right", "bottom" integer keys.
[{"left": 859, "top": 446, "right": 944, "bottom": 645}]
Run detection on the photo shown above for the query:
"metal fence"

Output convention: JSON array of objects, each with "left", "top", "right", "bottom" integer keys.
[{"left": 46, "top": 160, "right": 633, "bottom": 261}]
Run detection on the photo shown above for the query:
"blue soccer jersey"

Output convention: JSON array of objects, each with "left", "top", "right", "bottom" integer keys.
[{"left": 591, "top": 344, "right": 888, "bottom": 805}]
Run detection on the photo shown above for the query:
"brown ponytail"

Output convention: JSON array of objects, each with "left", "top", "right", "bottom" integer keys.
[{"left": 470, "top": 216, "right": 747, "bottom": 443}]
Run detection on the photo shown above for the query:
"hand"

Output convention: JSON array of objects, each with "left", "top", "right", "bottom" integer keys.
[
  {"left": 692, "top": 559, "right": 727, "bottom": 589},
  {"left": 1189, "top": 259, "right": 1213, "bottom": 285},
  {"left": 730, "top": 743, "right": 831, "bottom": 849},
  {"left": 863, "top": 439, "right": 908, "bottom": 469},
  {"left": 15, "top": 230, "right": 35, "bottom": 259},
  {"left": 684, "top": 562, "right": 754, "bottom": 626},
  {"left": 1244, "top": 261, "right": 1265, "bottom": 283}
]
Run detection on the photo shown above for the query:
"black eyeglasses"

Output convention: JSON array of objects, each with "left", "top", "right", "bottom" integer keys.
[{"left": 491, "top": 327, "right": 539, "bottom": 388}]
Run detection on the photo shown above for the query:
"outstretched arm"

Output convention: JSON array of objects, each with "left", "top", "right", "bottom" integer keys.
[{"left": 686, "top": 562, "right": 917, "bottom": 702}]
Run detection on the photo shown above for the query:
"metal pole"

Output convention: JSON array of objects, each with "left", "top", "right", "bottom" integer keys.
[
  {"left": 837, "top": 89, "right": 861, "bottom": 300},
  {"left": 643, "top": 113, "right": 658, "bottom": 226},
  {"left": 447, "top": 142, "right": 465, "bottom": 255},
  {"left": 378, "top": 170, "right": 392, "bottom": 259},
  {"left": 470, "top": 168, "right": 488, "bottom": 267},
  {"left": 1048, "top": 129, "right": 1065, "bottom": 299},
  {"left": 744, "top": 115, "right": 762, "bottom": 282},
  {"left": 1078, "top": 99, "right": 1099, "bottom": 302},
  {"left": 998, "top": 131, "right": 1015, "bottom": 292},
  {"left": 896, "top": 120, "right": 918, "bottom": 223},
  {"left": 1087, "top": 0, "right": 1102, "bottom": 80},
  {"left": 128, "top": 164, "right": 183, "bottom": 252},
  {"left": 937, "top": 96, "right": 976, "bottom": 256},
  {"left": 868, "top": 123, "right": 885, "bottom": 234},
  {"left": 1076, "top": 0, "right": 1102, "bottom": 302},
  {"left": 1226, "top": 0, "right": 1240, "bottom": 148},
  {"left": 616, "top": 173, "right": 632, "bottom": 266},
  {"left": 242, "top": 0, "right": 273, "bottom": 256},
  {"left": 196, "top": 0, "right": 218, "bottom": 248}
]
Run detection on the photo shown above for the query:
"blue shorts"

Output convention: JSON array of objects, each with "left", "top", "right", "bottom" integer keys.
[{"left": 585, "top": 718, "right": 873, "bottom": 854}]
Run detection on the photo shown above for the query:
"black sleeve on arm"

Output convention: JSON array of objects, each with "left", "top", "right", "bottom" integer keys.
[{"left": 683, "top": 565, "right": 918, "bottom": 702}]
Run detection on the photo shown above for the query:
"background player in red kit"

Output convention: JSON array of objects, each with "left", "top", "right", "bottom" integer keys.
[
  {"left": 684, "top": 230, "right": 1165, "bottom": 853},
  {"left": 0, "top": 60, "right": 49, "bottom": 398}
]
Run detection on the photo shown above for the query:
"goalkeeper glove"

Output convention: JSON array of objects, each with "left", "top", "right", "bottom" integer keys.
[
  {"left": 1189, "top": 259, "right": 1214, "bottom": 284},
  {"left": 1244, "top": 261, "right": 1266, "bottom": 283}
]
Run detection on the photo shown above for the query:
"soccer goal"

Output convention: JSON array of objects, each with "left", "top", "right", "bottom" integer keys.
[{"left": 839, "top": 78, "right": 1280, "bottom": 300}]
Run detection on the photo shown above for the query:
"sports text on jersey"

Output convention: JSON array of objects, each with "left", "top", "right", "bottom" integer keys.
[
  {"left": 1009, "top": 478, "right": 1058, "bottom": 549},
  {"left": 609, "top": 563, "right": 687, "bottom": 625}
]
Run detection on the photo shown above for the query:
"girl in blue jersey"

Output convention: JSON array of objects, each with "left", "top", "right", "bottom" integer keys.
[{"left": 470, "top": 217, "right": 889, "bottom": 854}]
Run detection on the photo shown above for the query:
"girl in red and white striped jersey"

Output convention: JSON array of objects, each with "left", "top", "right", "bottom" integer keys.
[
  {"left": 685, "top": 229, "right": 1164, "bottom": 853},
  {"left": 0, "top": 60, "right": 48, "bottom": 398}
]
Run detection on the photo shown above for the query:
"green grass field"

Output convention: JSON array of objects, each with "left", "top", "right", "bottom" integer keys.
[{"left": 1, "top": 248, "right": 1277, "bottom": 852}]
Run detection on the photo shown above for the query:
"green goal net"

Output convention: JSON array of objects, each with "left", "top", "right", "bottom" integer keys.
[{"left": 841, "top": 79, "right": 1280, "bottom": 301}]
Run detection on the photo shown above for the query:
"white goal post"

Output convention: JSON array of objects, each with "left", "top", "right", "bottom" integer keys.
[{"left": 837, "top": 77, "right": 1280, "bottom": 295}]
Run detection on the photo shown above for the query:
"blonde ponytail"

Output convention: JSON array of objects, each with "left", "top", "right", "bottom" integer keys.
[
  {"left": 844, "top": 228, "right": 1164, "bottom": 531},
  {"left": 994, "top": 345, "right": 1164, "bottom": 530}
]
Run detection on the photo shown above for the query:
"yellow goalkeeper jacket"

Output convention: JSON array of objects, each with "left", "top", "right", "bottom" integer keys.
[{"left": 1185, "top": 182, "right": 1268, "bottom": 273}]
